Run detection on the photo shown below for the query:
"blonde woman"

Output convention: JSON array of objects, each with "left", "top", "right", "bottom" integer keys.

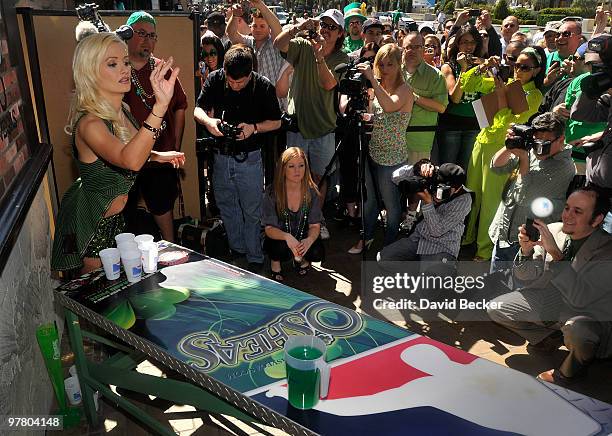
[
  {"left": 51, "top": 32, "right": 184, "bottom": 275},
  {"left": 349, "top": 43, "right": 413, "bottom": 254},
  {"left": 262, "top": 147, "right": 324, "bottom": 281}
]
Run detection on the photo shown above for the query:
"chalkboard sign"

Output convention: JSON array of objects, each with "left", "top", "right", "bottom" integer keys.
[{"left": 0, "top": 1, "right": 52, "bottom": 273}]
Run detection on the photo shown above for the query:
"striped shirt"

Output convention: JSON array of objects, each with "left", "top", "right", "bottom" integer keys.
[
  {"left": 245, "top": 35, "right": 285, "bottom": 85},
  {"left": 412, "top": 192, "right": 473, "bottom": 257}
]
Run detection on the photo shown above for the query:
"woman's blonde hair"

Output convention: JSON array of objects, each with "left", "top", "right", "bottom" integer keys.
[
  {"left": 373, "top": 43, "right": 404, "bottom": 91},
  {"left": 66, "top": 32, "right": 132, "bottom": 143},
  {"left": 274, "top": 147, "right": 319, "bottom": 216}
]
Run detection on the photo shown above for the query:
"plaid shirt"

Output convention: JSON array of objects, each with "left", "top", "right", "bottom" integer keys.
[{"left": 245, "top": 35, "right": 284, "bottom": 85}]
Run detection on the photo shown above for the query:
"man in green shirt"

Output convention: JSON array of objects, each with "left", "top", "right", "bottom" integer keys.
[
  {"left": 342, "top": 3, "right": 366, "bottom": 54},
  {"left": 544, "top": 21, "right": 582, "bottom": 88},
  {"left": 401, "top": 32, "right": 448, "bottom": 163},
  {"left": 274, "top": 9, "right": 349, "bottom": 240}
]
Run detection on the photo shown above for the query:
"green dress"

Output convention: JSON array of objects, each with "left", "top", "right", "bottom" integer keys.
[{"left": 51, "top": 109, "right": 138, "bottom": 271}]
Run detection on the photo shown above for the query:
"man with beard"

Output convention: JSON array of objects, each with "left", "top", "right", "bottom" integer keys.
[
  {"left": 274, "top": 9, "right": 349, "bottom": 240},
  {"left": 342, "top": 2, "right": 366, "bottom": 54},
  {"left": 123, "top": 11, "right": 187, "bottom": 242},
  {"left": 347, "top": 18, "right": 384, "bottom": 60}
]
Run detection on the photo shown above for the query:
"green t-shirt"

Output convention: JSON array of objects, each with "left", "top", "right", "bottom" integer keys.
[
  {"left": 564, "top": 73, "right": 607, "bottom": 163},
  {"left": 342, "top": 37, "right": 364, "bottom": 54},
  {"left": 402, "top": 61, "right": 449, "bottom": 152},
  {"left": 287, "top": 38, "right": 349, "bottom": 139}
]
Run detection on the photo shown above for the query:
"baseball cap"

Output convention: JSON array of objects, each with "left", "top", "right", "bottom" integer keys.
[
  {"left": 126, "top": 11, "right": 156, "bottom": 27},
  {"left": 438, "top": 163, "right": 466, "bottom": 187},
  {"left": 363, "top": 18, "right": 384, "bottom": 32},
  {"left": 319, "top": 9, "right": 344, "bottom": 29},
  {"left": 543, "top": 21, "right": 561, "bottom": 35},
  {"left": 207, "top": 11, "right": 225, "bottom": 26}
]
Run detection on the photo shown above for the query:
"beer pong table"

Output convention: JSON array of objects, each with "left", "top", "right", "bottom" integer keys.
[{"left": 55, "top": 242, "right": 612, "bottom": 436}]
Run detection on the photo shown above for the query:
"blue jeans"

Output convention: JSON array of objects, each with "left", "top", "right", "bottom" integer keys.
[
  {"left": 286, "top": 131, "right": 335, "bottom": 177},
  {"left": 436, "top": 129, "right": 479, "bottom": 170},
  {"left": 490, "top": 241, "right": 520, "bottom": 274},
  {"left": 213, "top": 150, "right": 264, "bottom": 263},
  {"left": 363, "top": 158, "right": 405, "bottom": 245},
  {"left": 604, "top": 211, "right": 612, "bottom": 234}
]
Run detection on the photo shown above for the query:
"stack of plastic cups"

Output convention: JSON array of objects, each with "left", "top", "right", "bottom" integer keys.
[{"left": 135, "top": 234, "right": 158, "bottom": 274}]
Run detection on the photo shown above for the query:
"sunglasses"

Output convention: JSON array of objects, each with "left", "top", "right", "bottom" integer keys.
[
  {"left": 558, "top": 30, "right": 577, "bottom": 38},
  {"left": 424, "top": 44, "right": 438, "bottom": 49},
  {"left": 514, "top": 63, "right": 536, "bottom": 71},
  {"left": 505, "top": 55, "right": 518, "bottom": 63},
  {"left": 320, "top": 21, "right": 340, "bottom": 31},
  {"left": 134, "top": 29, "right": 158, "bottom": 40},
  {"left": 202, "top": 49, "right": 218, "bottom": 58}
]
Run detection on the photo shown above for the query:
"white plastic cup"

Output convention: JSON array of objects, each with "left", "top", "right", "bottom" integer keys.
[
  {"left": 139, "top": 241, "right": 159, "bottom": 274},
  {"left": 117, "top": 241, "right": 139, "bottom": 257},
  {"left": 121, "top": 249, "right": 142, "bottom": 283},
  {"left": 99, "top": 248, "right": 121, "bottom": 280},
  {"left": 64, "top": 376, "right": 82, "bottom": 406},
  {"left": 134, "top": 234, "right": 154, "bottom": 245},
  {"left": 114, "top": 232, "right": 135, "bottom": 246}
]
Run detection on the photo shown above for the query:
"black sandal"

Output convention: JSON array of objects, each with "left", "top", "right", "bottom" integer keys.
[
  {"left": 295, "top": 261, "right": 311, "bottom": 277},
  {"left": 270, "top": 270, "right": 284, "bottom": 282}
]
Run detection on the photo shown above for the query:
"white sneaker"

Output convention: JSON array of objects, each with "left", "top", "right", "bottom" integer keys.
[
  {"left": 400, "top": 211, "right": 418, "bottom": 232},
  {"left": 320, "top": 224, "right": 331, "bottom": 240}
]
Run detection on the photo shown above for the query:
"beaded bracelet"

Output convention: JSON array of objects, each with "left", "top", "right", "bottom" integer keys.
[{"left": 142, "top": 121, "right": 163, "bottom": 140}]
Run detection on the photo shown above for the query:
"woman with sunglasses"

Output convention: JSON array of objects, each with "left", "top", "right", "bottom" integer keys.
[
  {"left": 198, "top": 31, "right": 226, "bottom": 86},
  {"left": 436, "top": 24, "right": 484, "bottom": 170},
  {"left": 348, "top": 44, "right": 413, "bottom": 254},
  {"left": 460, "top": 45, "right": 546, "bottom": 261},
  {"left": 423, "top": 35, "right": 442, "bottom": 69}
]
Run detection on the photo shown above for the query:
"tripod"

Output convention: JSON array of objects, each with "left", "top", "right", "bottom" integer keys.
[{"left": 319, "top": 93, "right": 377, "bottom": 260}]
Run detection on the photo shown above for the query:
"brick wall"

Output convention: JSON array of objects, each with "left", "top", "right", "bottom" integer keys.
[{"left": 0, "top": 182, "right": 61, "bottom": 426}]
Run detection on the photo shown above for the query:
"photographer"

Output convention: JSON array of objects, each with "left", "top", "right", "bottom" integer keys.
[
  {"left": 488, "top": 186, "right": 612, "bottom": 383},
  {"left": 451, "top": 10, "right": 502, "bottom": 59},
  {"left": 377, "top": 161, "right": 472, "bottom": 265},
  {"left": 346, "top": 44, "right": 413, "bottom": 254},
  {"left": 274, "top": 9, "right": 349, "bottom": 240},
  {"left": 194, "top": 45, "right": 281, "bottom": 271},
  {"left": 570, "top": 33, "right": 612, "bottom": 233},
  {"left": 488, "top": 113, "right": 575, "bottom": 274}
]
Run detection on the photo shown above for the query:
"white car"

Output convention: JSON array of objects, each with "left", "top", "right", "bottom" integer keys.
[{"left": 276, "top": 11, "right": 289, "bottom": 25}]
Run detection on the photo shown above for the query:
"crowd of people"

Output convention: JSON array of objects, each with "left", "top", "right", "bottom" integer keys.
[{"left": 51, "top": 4, "right": 612, "bottom": 385}]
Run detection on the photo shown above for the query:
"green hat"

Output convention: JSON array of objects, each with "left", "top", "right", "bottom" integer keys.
[
  {"left": 126, "top": 11, "right": 156, "bottom": 28},
  {"left": 343, "top": 2, "right": 362, "bottom": 14}
]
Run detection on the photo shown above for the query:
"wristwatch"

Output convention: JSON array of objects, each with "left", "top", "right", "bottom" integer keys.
[{"left": 253, "top": 123, "right": 258, "bottom": 135}]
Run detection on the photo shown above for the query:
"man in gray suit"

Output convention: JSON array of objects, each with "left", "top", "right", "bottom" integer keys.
[{"left": 488, "top": 185, "right": 612, "bottom": 383}]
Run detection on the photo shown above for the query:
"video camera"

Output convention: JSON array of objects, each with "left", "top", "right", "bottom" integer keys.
[
  {"left": 392, "top": 163, "right": 453, "bottom": 202},
  {"left": 580, "top": 34, "right": 612, "bottom": 99},
  {"left": 76, "top": 3, "right": 133, "bottom": 40},
  {"left": 335, "top": 59, "right": 373, "bottom": 98},
  {"left": 505, "top": 124, "right": 552, "bottom": 156}
]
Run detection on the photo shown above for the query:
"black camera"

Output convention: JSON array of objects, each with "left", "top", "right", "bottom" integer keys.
[
  {"left": 505, "top": 124, "right": 552, "bottom": 156},
  {"left": 218, "top": 120, "right": 242, "bottom": 140},
  {"left": 468, "top": 8, "right": 481, "bottom": 17},
  {"left": 280, "top": 112, "right": 299, "bottom": 133},
  {"left": 399, "top": 166, "right": 452, "bottom": 201},
  {"left": 336, "top": 60, "right": 373, "bottom": 98},
  {"left": 76, "top": 3, "right": 133, "bottom": 40},
  {"left": 580, "top": 34, "right": 612, "bottom": 99}
]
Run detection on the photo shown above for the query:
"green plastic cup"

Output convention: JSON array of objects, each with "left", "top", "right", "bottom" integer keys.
[{"left": 284, "top": 335, "right": 330, "bottom": 410}]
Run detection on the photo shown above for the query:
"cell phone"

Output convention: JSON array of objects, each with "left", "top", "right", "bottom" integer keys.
[
  {"left": 469, "top": 8, "right": 481, "bottom": 17},
  {"left": 525, "top": 218, "right": 540, "bottom": 242},
  {"left": 550, "top": 60, "right": 561, "bottom": 70},
  {"left": 498, "top": 64, "right": 512, "bottom": 82}
]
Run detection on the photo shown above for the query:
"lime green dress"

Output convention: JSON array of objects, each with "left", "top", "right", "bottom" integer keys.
[
  {"left": 51, "top": 110, "right": 138, "bottom": 271},
  {"left": 460, "top": 67, "right": 543, "bottom": 260}
]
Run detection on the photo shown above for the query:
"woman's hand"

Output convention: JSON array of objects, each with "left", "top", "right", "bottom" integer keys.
[
  {"left": 150, "top": 57, "right": 181, "bottom": 110},
  {"left": 356, "top": 62, "right": 375, "bottom": 82},
  {"left": 457, "top": 52, "right": 469, "bottom": 72},
  {"left": 285, "top": 234, "right": 304, "bottom": 257},
  {"left": 300, "top": 237, "right": 314, "bottom": 255},
  {"left": 149, "top": 150, "right": 185, "bottom": 168},
  {"left": 479, "top": 56, "right": 500, "bottom": 74}
]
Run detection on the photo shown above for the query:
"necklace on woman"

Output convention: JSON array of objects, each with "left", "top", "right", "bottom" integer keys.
[
  {"left": 131, "top": 57, "right": 156, "bottom": 109},
  {"left": 284, "top": 194, "right": 308, "bottom": 240}
]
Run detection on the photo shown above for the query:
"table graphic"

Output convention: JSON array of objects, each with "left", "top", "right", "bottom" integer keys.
[{"left": 57, "top": 245, "right": 606, "bottom": 436}]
